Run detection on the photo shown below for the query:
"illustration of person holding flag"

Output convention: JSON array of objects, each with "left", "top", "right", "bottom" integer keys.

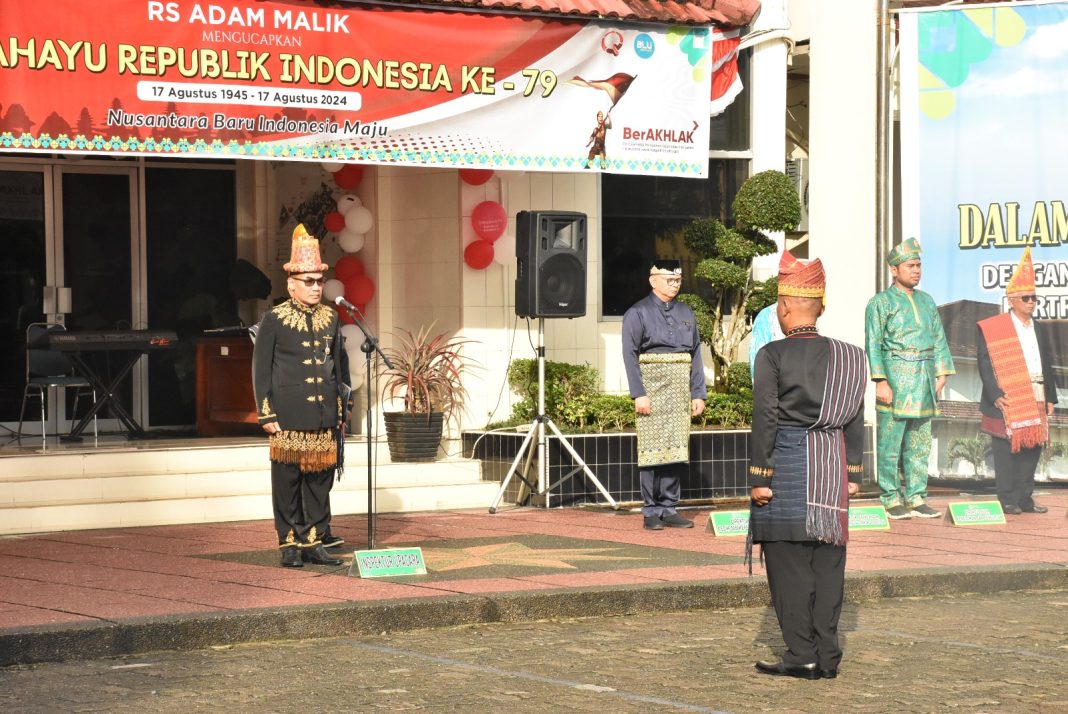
[{"left": 570, "top": 72, "right": 635, "bottom": 169}]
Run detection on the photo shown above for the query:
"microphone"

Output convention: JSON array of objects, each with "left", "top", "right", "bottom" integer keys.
[{"left": 334, "top": 295, "right": 362, "bottom": 315}]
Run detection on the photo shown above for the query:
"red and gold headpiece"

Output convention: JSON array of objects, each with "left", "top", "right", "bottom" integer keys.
[
  {"left": 283, "top": 224, "right": 329, "bottom": 274},
  {"left": 777, "top": 250, "right": 825, "bottom": 300},
  {"left": 1005, "top": 246, "right": 1036, "bottom": 296}
]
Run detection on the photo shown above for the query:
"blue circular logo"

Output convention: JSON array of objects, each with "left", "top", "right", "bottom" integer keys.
[{"left": 634, "top": 33, "right": 655, "bottom": 59}]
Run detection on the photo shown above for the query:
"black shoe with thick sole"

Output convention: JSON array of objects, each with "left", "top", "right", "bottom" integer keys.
[
  {"left": 301, "top": 544, "right": 343, "bottom": 566},
  {"left": 1022, "top": 505, "right": 1048, "bottom": 513},
  {"left": 321, "top": 534, "right": 345, "bottom": 548},
  {"left": 754, "top": 660, "right": 819, "bottom": 680},
  {"left": 661, "top": 513, "right": 694, "bottom": 528},
  {"left": 280, "top": 547, "right": 303, "bottom": 568},
  {"left": 643, "top": 516, "right": 665, "bottom": 530}
]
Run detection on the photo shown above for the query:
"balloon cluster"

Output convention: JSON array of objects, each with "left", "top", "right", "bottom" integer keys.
[
  {"left": 319, "top": 162, "right": 375, "bottom": 329},
  {"left": 460, "top": 169, "right": 515, "bottom": 269}
]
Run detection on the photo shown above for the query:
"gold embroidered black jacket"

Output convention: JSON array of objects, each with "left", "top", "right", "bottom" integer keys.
[{"left": 253, "top": 299, "right": 350, "bottom": 431}]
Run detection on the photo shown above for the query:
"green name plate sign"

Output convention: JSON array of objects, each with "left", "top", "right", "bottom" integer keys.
[
  {"left": 848, "top": 505, "right": 891, "bottom": 531},
  {"left": 947, "top": 501, "right": 1006, "bottom": 526},
  {"left": 352, "top": 547, "right": 427, "bottom": 578},
  {"left": 708, "top": 510, "right": 750, "bottom": 536}
]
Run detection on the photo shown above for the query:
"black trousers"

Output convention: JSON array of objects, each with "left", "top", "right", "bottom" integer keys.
[
  {"left": 762, "top": 540, "right": 847, "bottom": 670},
  {"left": 271, "top": 461, "right": 333, "bottom": 547},
  {"left": 990, "top": 436, "right": 1042, "bottom": 510}
]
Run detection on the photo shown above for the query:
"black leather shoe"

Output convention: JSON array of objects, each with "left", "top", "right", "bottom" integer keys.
[
  {"left": 301, "top": 544, "right": 343, "bottom": 566},
  {"left": 643, "top": 516, "right": 665, "bottom": 530},
  {"left": 280, "top": 547, "right": 303, "bottom": 568},
  {"left": 1003, "top": 504, "right": 1023, "bottom": 515},
  {"left": 1022, "top": 505, "right": 1048, "bottom": 513},
  {"left": 321, "top": 534, "right": 345, "bottom": 548},
  {"left": 819, "top": 669, "right": 838, "bottom": 679},
  {"left": 755, "top": 660, "right": 819, "bottom": 680},
  {"left": 661, "top": 513, "right": 694, "bottom": 528}
]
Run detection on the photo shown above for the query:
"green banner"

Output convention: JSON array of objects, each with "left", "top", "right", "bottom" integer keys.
[
  {"left": 848, "top": 505, "right": 891, "bottom": 531},
  {"left": 708, "top": 510, "right": 750, "bottom": 537},
  {"left": 352, "top": 547, "right": 427, "bottom": 577},
  {"left": 947, "top": 501, "right": 1006, "bottom": 526}
]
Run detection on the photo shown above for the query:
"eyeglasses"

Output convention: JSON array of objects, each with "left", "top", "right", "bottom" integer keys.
[
  {"left": 1018, "top": 295, "right": 1037, "bottom": 303},
  {"left": 292, "top": 277, "right": 325, "bottom": 287},
  {"left": 659, "top": 277, "right": 683, "bottom": 286}
]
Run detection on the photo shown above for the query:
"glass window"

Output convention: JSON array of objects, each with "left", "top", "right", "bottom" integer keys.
[
  {"left": 601, "top": 160, "right": 749, "bottom": 317},
  {"left": 0, "top": 170, "right": 45, "bottom": 421},
  {"left": 708, "top": 49, "right": 751, "bottom": 152},
  {"left": 145, "top": 167, "right": 237, "bottom": 426}
]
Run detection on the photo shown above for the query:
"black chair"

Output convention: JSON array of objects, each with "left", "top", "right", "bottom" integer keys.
[{"left": 17, "top": 323, "right": 98, "bottom": 449}]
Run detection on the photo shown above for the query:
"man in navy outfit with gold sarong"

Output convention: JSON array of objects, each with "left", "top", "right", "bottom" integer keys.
[{"left": 622, "top": 259, "right": 706, "bottom": 530}]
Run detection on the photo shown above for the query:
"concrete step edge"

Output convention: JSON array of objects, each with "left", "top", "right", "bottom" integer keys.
[{"left": 1, "top": 565, "right": 1065, "bottom": 666}]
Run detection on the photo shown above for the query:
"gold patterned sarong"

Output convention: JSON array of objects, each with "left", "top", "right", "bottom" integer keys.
[
  {"left": 269, "top": 429, "right": 337, "bottom": 472},
  {"left": 636, "top": 353, "right": 691, "bottom": 468}
]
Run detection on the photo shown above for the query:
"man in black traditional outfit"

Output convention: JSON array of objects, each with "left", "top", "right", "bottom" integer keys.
[
  {"left": 254, "top": 224, "right": 350, "bottom": 568},
  {"left": 748, "top": 250, "right": 866, "bottom": 680},
  {"left": 622, "top": 259, "right": 706, "bottom": 530}
]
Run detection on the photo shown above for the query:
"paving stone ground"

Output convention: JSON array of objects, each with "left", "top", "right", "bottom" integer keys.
[{"left": 3, "top": 588, "right": 1066, "bottom": 713}]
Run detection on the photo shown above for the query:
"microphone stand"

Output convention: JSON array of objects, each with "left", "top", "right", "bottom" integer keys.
[{"left": 337, "top": 302, "right": 393, "bottom": 550}]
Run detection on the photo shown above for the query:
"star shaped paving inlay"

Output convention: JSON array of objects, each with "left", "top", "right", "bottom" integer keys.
[{"left": 421, "top": 542, "right": 649, "bottom": 572}]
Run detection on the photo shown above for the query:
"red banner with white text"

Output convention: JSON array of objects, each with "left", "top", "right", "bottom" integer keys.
[{"left": 0, "top": 0, "right": 715, "bottom": 177}]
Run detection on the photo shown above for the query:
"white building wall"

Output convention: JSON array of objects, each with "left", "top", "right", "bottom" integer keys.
[
  {"left": 457, "top": 171, "right": 604, "bottom": 430},
  {"left": 800, "top": 0, "right": 879, "bottom": 350},
  {"left": 788, "top": 0, "right": 881, "bottom": 427}
]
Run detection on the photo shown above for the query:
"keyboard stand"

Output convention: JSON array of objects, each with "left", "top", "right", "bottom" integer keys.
[{"left": 61, "top": 351, "right": 147, "bottom": 441}]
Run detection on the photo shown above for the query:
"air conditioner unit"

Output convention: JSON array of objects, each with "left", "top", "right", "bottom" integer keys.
[{"left": 785, "top": 158, "right": 809, "bottom": 232}]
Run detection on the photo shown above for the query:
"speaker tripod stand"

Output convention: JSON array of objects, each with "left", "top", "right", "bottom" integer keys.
[{"left": 489, "top": 318, "right": 619, "bottom": 513}]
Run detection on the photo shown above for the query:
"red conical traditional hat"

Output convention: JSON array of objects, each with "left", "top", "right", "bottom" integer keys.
[
  {"left": 1005, "top": 246, "right": 1036, "bottom": 295},
  {"left": 777, "top": 250, "right": 825, "bottom": 299}
]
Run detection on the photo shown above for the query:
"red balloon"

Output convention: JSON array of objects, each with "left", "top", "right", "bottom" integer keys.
[
  {"left": 333, "top": 164, "right": 364, "bottom": 189},
  {"left": 324, "top": 211, "right": 346, "bottom": 233},
  {"left": 471, "top": 201, "right": 507, "bottom": 241},
  {"left": 459, "top": 168, "right": 493, "bottom": 186},
  {"left": 345, "top": 274, "right": 376, "bottom": 305},
  {"left": 334, "top": 255, "right": 365, "bottom": 282},
  {"left": 464, "top": 239, "right": 494, "bottom": 270}
]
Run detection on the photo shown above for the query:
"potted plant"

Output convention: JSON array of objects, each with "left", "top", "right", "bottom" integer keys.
[{"left": 381, "top": 325, "right": 474, "bottom": 462}]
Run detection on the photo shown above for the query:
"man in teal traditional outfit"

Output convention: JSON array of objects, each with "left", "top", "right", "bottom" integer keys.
[{"left": 864, "top": 238, "right": 954, "bottom": 520}]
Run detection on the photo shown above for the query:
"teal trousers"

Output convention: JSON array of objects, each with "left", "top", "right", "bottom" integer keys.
[{"left": 876, "top": 412, "right": 933, "bottom": 508}]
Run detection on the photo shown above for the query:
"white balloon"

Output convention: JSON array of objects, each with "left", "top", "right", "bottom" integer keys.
[
  {"left": 492, "top": 233, "right": 517, "bottom": 265},
  {"left": 323, "top": 278, "right": 345, "bottom": 302},
  {"left": 321, "top": 161, "right": 345, "bottom": 172},
  {"left": 337, "top": 229, "right": 366, "bottom": 253},
  {"left": 336, "top": 194, "right": 362, "bottom": 215},
  {"left": 345, "top": 206, "right": 374, "bottom": 234},
  {"left": 340, "top": 323, "right": 360, "bottom": 348},
  {"left": 347, "top": 350, "right": 367, "bottom": 390}
]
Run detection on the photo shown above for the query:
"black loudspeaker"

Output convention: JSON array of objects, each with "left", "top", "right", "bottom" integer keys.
[{"left": 515, "top": 210, "right": 587, "bottom": 318}]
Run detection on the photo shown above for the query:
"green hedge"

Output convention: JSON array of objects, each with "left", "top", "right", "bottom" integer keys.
[{"left": 490, "top": 358, "right": 754, "bottom": 433}]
